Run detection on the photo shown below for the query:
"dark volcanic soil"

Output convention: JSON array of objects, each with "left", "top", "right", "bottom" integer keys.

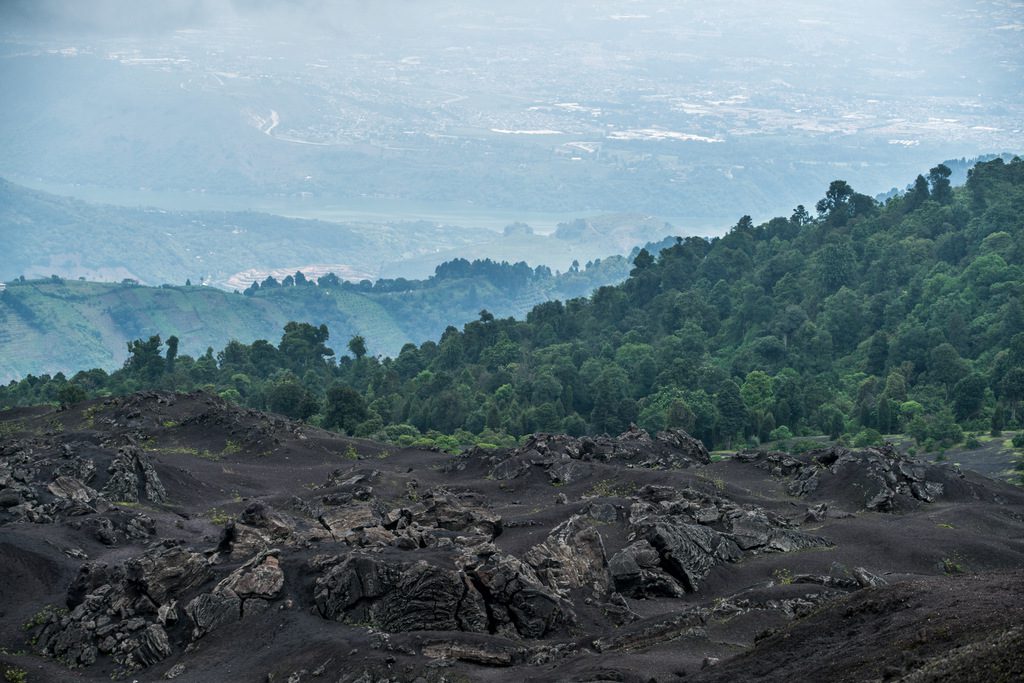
[{"left": 1, "top": 391, "right": 1023, "bottom": 683}]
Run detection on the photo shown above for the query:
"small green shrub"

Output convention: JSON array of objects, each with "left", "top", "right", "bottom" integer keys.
[
  {"left": 772, "top": 568, "right": 793, "bottom": 585},
  {"left": 23, "top": 605, "right": 59, "bottom": 631},
  {"left": 941, "top": 554, "right": 966, "bottom": 575},
  {"left": 219, "top": 388, "right": 242, "bottom": 404},
  {"left": 382, "top": 423, "right": 420, "bottom": 442},
  {"left": 4, "top": 666, "right": 27, "bottom": 683},
  {"left": 786, "top": 439, "right": 820, "bottom": 454},
  {"left": 195, "top": 448, "right": 221, "bottom": 461},
  {"left": 586, "top": 479, "right": 638, "bottom": 498},
  {"left": 81, "top": 404, "right": 102, "bottom": 428},
  {"left": 0, "top": 420, "right": 22, "bottom": 438},
  {"left": 207, "top": 508, "right": 232, "bottom": 525},
  {"left": 852, "top": 428, "right": 883, "bottom": 448},
  {"left": 57, "top": 383, "right": 87, "bottom": 406}
]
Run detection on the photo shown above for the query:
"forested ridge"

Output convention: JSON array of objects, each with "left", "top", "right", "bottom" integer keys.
[
  {"left": 4, "top": 158, "right": 1024, "bottom": 454},
  {"left": 0, "top": 247, "right": 646, "bottom": 381}
]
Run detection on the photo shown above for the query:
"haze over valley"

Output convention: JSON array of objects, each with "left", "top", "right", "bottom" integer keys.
[
  {"left": 3, "top": 3, "right": 1024, "bottom": 683},
  {"left": 3, "top": 0, "right": 1022, "bottom": 235}
]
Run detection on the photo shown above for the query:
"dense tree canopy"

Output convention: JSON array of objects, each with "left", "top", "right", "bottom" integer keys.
[{"left": 4, "top": 158, "right": 1024, "bottom": 453}]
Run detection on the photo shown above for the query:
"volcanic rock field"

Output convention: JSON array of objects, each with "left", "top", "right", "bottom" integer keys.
[{"left": 1, "top": 391, "right": 1023, "bottom": 682}]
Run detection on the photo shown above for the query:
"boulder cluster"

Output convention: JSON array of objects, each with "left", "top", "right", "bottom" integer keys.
[
  {"left": 35, "top": 465, "right": 840, "bottom": 677},
  {"left": 455, "top": 425, "right": 711, "bottom": 484},
  {"left": 3, "top": 393, "right": 1022, "bottom": 681},
  {"left": 734, "top": 444, "right": 980, "bottom": 511}
]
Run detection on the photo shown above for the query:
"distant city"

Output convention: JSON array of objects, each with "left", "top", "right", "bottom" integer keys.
[{"left": 2, "top": 1, "right": 1021, "bottom": 231}]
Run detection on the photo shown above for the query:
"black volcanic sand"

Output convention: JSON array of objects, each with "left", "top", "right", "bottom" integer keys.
[{"left": 1, "top": 391, "right": 1023, "bottom": 683}]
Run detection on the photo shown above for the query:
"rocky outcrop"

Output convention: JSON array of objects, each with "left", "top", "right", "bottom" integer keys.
[
  {"left": 411, "top": 490, "right": 502, "bottom": 539},
  {"left": 477, "top": 425, "right": 710, "bottom": 483},
  {"left": 314, "top": 546, "right": 573, "bottom": 641},
  {"left": 9, "top": 392, "right": 1024, "bottom": 681},
  {"left": 218, "top": 502, "right": 296, "bottom": 557},
  {"left": 219, "top": 550, "right": 285, "bottom": 600},
  {"left": 186, "top": 549, "right": 285, "bottom": 639},
  {"left": 35, "top": 542, "right": 209, "bottom": 672},
  {"left": 47, "top": 475, "right": 98, "bottom": 504},
  {"left": 791, "top": 565, "right": 888, "bottom": 590},
  {"left": 421, "top": 640, "right": 527, "bottom": 666},
  {"left": 79, "top": 510, "right": 157, "bottom": 546},
  {"left": 35, "top": 541, "right": 287, "bottom": 672},
  {"left": 101, "top": 444, "right": 167, "bottom": 504},
  {"left": 0, "top": 432, "right": 167, "bottom": 527},
  {"left": 185, "top": 590, "right": 241, "bottom": 639},
  {"left": 524, "top": 515, "right": 609, "bottom": 595},
  {"left": 0, "top": 441, "right": 52, "bottom": 523},
  {"left": 126, "top": 542, "right": 211, "bottom": 605},
  {"left": 608, "top": 485, "right": 831, "bottom": 597},
  {"left": 465, "top": 551, "right": 574, "bottom": 639},
  {"left": 736, "top": 445, "right": 958, "bottom": 511},
  {"left": 638, "top": 518, "right": 742, "bottom": 592},
  {"left": 519, "top": 425, "right": 711, "bottom": 468},
  {"left": 610, "top": 540, "right": 687, "bottom": 598},
  {"left": 726, "top": 508, "right": 831, "bottom": 552},
  {"left": 116, "top": 623, "right": 173, "bottom": 670},
  {"left": 315, "top": 554, "right": 489, "bottom": 633}
]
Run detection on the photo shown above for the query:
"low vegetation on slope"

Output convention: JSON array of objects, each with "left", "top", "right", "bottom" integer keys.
[{"left": 3, "top": 159, "right": 1024, "bottom": 463}]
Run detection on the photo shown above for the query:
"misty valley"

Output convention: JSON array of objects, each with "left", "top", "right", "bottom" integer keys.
[{"left": 1, "top": 3, "right": 1023, "bottom": 683}]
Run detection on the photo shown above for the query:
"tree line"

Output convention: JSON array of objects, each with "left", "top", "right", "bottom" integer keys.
[{"left": 3, "top": 158, "right": 1023, "bottom": 454}]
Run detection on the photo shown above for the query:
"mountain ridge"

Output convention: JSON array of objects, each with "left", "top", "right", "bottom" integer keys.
[
  {"left": 0, "top": 249, "right": 664, "bottom": 382},
  {"left": 0, "top": 177, "right": 674, "bottom": 287}
]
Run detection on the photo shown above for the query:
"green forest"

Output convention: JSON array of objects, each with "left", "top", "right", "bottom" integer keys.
[{"left": 4, "top": 158, "right": 1024, "bottom": 456}]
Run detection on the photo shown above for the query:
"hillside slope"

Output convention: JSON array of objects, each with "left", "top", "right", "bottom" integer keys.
[
  {"left": 3, "top": 160, "right": 1023, "bottom": 465},
  {"left": 0, "top": 252, "right": 645, "bottom": 382}
]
